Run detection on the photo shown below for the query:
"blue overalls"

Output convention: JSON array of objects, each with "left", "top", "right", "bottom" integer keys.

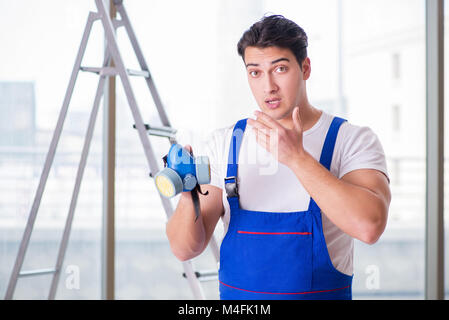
[{"left": 218, "top": 116, "right": 353, "bottom": 300}]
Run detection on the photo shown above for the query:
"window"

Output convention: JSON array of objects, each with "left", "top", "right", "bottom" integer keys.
[
  {"left": 343, "top": 0, "right": 425, "bottom": 299},
  {"left": 118, "top": 0, "right": 426, "bottom": 299},
  {"left": 0, "top": 0, "right": 102, "bottom": 299},
  {"left": 0, "top": 0, "right": 436, "bottom": 300},
  {"left": 392, "top": 52, "right": 401, "bottom": 80},
  {"left": 392, "top": 104, "right": 401, "bottom": 132}
]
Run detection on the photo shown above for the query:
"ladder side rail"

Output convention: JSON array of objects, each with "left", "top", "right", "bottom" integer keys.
[
  {"left": 48, "top": 56, "right": 110, "bottom": 299},
  {"left": 4, "top": 11, "right": 99, "bottom": 300},
  {"left": 97, "top": 0, "right": 206, "bottom": 299},
  {"left": 95, "top": 0, "right": 172, "bottom": 216},
  {"left": 113, "top": 0, "right": 172, "bottom": 128},
  {"left": 116, "top": 0, "right": 221, "bottom": 267},
  {"left": 182, "top": 260, "right": 205, "bottom": 300},
  {"left": 208, "top": 235, "right": 220, "bottom": 265}
]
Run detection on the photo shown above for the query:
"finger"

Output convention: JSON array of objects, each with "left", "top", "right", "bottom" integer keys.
[
  {"left": 252, "top": 126, "right": 270, "bottom": 139},
  {"left": 254, "top": 110, "right": 285, "bottom": 131},
  {"left": 254, "top": 128, "right": 269, "bottom": 151},
  {"left": 253, "top": 127, "right": 275, "bottom": 152},
  {"left": 247, "top": 117, "right": 270, "bottom": 132},
  {"left": 253, "top": 126, "right": 280, "bottom": 144},
  {"left": 260, "top": 130, "right": 280, "bottom": 154}
]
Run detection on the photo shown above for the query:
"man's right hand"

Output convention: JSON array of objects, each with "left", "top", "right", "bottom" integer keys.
[{"left": 165, "top": 144, "right": 224, "bottom": 261}]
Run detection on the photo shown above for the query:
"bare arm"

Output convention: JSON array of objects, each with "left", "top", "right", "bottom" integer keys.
[
  {"left": 290, "top": 152, "right": 391, "bottom": 244},
  {"left": 248, "top": 109, "right": 391, "bottom": 245},
  {"left": 165, "top": 146, "right": 224, "bottom": 261}
]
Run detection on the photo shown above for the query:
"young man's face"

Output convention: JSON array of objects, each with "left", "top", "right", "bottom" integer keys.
[{"left": 244, "top": 46, "right": 310, "bottom": 121}]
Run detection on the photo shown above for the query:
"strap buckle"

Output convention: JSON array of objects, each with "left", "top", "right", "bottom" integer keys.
[{"left": 224, "top": 176, "right": 239, "bottom": 198}]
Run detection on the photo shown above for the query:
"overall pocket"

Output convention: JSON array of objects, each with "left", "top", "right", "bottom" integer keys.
[{"left": 221, "top": 228, "right": 313, "bottom": 293}]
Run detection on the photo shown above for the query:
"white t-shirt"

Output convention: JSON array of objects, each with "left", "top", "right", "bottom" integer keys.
[{"left": 203, "top": 110, "right": 389, "bottom": 276}]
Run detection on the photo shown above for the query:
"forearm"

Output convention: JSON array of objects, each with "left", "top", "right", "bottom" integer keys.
[
  {"left": 166, "top": 191, "right": 206, "bottom": 261},
  {"left": 289, "top": 151, "right": 386, "bottom": 244}
]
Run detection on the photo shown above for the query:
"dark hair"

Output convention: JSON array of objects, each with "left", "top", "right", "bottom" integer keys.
[{"left": 237, "top": 14, "right": 308, "bottom": 69}]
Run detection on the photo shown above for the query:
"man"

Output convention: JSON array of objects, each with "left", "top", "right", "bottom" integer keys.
[{"left": 166, "top": 15, "right": 391, "bottom": 300}]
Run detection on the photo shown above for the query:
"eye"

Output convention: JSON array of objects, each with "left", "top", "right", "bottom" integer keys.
[
  {"left": 249, "top": 70, "right": 259, "bottom": 77},
  {"left": 275, "top": 66, "right": 288, "bottom": 73}
]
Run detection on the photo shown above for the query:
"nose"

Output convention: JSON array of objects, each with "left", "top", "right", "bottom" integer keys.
[{"left": 263, "top": 74, "right": 279, "bottom": 94}]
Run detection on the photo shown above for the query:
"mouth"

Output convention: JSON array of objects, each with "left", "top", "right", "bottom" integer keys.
[{"left": 264, "top": 98, "right": 282, "bottom": 110}]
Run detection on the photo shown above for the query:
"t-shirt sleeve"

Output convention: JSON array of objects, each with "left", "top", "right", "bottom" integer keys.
[
  {"left": 203, "top": 130, "right": 224, "bottom": 190},
  {"left": 338, "top": 124, "right": 390, "bottom": 183}
]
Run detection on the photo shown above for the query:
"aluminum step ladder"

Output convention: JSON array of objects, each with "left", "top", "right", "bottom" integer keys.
[{"left": 5, "top": 0, "right": 219, "bottom": 300}]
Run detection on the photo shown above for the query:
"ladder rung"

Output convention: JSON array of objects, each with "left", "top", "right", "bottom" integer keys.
[
  {"left": 183, "top": 270, "right": 218, "bottom": 282},
  {"left": 149, "top": 125, "right": 177, "bottom": 133},
  {"left": 147, "top": 129, "right": 177, "bottom": 138},
  {"left": 80, "top": 66, "right": 104, "bottom": 74},
  {"left": 19, "top": 268, "right": 57, "bottom": 278},
  {"left": 133, "top": 124, "right": 177, "bottom": 138},
  {"left": 113, "top": 18, "right": 125, "bottom": 29},
  {"left": 198, "top": 275, "right": 218, "bottom": 283},
  {"left": 126, "top": 69, "right": 150, "bottom": 78},
  {"left": 80, "top": 66, "right": 149, "bottom": 78}
]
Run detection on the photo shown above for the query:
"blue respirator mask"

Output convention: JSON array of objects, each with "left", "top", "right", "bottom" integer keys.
[
  {"left": 154, "top": 144, "right": 210, "bottom": 221},
  {"left": 155, "top": 144, "right": 210, "bottom": 198}
]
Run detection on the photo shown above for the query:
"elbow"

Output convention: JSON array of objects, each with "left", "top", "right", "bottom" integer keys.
[
  {"left": 172, "top": 249, "right": 194, "bottom": 262},
  {"left": 166, "top": 237, "right": 195, "bottom": 262},
  {"left": 359, "top": 209, "right": 388, "bottom": 245},
  {"left": 167, "top": 240, "right": 198, "bottom": 261},
  {"left": 172, "top": 246, "right": 203, "bottom": 262},
  {"left": 166, "top": 228, "right": 202, "bottom": 261},
  {"left": 360, "top": 227, "right": 382, "bottom": 245}
]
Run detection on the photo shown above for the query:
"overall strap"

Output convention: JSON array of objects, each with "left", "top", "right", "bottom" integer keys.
[
  {"left": 225, "top": 118, "right": 248, "bottom": 210},
  {"left": 308, "top": 116, "right": 347, "bottom": 212}
]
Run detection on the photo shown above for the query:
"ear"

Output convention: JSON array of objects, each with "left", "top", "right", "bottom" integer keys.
[{"left": 301, "top": 57, "right": 311, "bottom": 80}]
